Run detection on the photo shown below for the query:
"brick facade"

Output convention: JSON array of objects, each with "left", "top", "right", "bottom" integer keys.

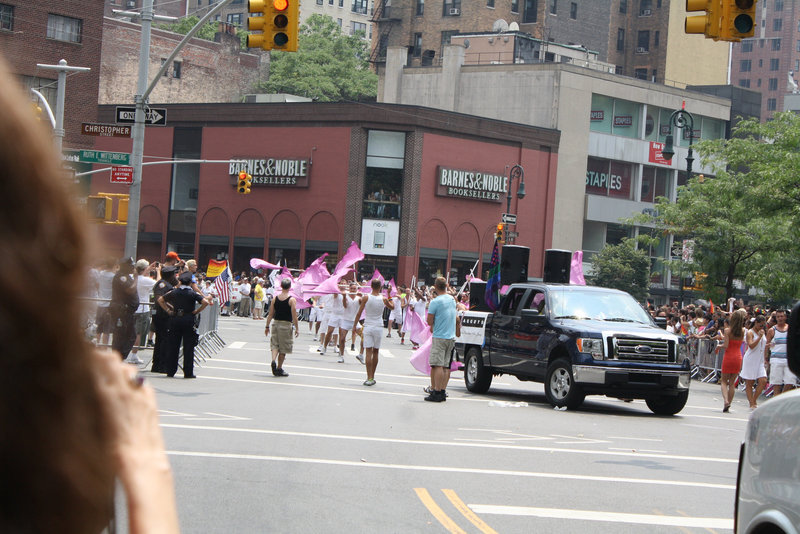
[
  {"left": 0, "top": 0, "right": 105, "bottom": 150},
  {"left": 730, "top": 1, "right": 800, "bottom": 121},
  {"left": 100, "top": 18, "right": 265, "bottom": 105}
]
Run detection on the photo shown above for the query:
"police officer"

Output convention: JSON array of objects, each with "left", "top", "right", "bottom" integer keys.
[
  {"left": 159, "top": 271, "right": 210, "bottom": 378},
  {"left": 111, "top": 257, "right": 139, "bottom": 361},
  {"left": 151, "top": 265, "right": 178, "bottom": 374}
]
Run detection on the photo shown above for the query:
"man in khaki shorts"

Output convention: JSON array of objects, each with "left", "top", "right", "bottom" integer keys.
[
  {"left": 425, "top": 277, "right": 461, "bottom": 402},
  {"left": 264, "top": 278, "right": 299, "bottom": 377}
]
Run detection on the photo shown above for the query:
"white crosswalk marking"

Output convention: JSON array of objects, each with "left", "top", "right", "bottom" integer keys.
[
  {"left": 228, "top": 341, "right": 246, "bottom": 349},
  {"left": 379, "top": 349, "right": 395, "bottom": 358}
]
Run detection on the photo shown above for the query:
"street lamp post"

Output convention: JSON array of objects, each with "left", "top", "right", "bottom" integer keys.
[
  {"left": 35, "top": 60, "right": 91, "bottom": 154},
  {"left": 506, "top": 164, "right": 525, "bottom": 244},
  {"left": 660, "top": 106, "right": 695, "bottom": 177}
]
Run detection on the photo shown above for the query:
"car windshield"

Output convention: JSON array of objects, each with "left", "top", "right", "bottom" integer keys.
[{"left": 549, "top": 289, "right": 652, "bottom": 324}]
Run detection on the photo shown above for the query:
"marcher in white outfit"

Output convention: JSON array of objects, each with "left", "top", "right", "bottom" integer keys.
[
  {"left": 741, "top": 316, "right": 768, "bottom": 409},
  {"left": 353, "top": 279, "right": 394, "bottom": 386}
]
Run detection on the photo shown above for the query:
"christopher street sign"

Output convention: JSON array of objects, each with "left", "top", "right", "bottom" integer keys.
[
  {"left": 79, "top": 150, "right": 130, "bottom": 165},
  {"left": 81, "top": 123, "right": 132, "bottom": 137}
]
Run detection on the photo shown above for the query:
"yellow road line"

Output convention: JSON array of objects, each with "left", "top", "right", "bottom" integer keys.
[
  {"left": 414, "top": 488, "right": 467, "bottom": 534},
  {"left": 442, "top": 489, "right": 499, "bottom": 534}
]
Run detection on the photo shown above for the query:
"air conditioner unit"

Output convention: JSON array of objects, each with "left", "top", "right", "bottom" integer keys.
[
  {"left": 449, "top": 7, "right": 460, "bottom": 15},
  {"left": 636, "top": 46, "right": 647, "bottom": 53},
  {"left": 640, "top": 8, "right": 651, "bottom": 15}
]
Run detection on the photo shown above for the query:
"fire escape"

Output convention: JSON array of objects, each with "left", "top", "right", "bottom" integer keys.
[{"left": 369, "top": 0, "right": 400, "bottom": 64}]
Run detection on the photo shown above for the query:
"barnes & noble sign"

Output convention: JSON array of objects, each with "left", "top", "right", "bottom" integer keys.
[
  {"left": 229, "top": 158, "right": 309, "bottom": 187},
  {"left": 436, "top": 166, "right": 507, "bottom": 203}
]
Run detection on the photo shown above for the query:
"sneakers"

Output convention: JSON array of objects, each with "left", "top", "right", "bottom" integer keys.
[
  {"left": 271, "top": 361, "right": 278, "bottom": 376},
  {"left": 126, "top": 356, "right": 144, "bottom": 365},
  {"left": 333, "top": 346, "right": 339, "bottom": 354},
  {"left": 337, "top": 356, "right": 345, "bottom": 363},
  {"left": 363, "top": 379, "right": 376, "bottom": 386},
  {"left": 423, "top": 386, "right": 448, "bottom": 397},
  {"left": 350, "top": 343, "right": 355, "bottom": 351},
  {"left": 317, "top": 345, "right": 324, "bottom": 353},
  {"left": 356, "top": 353, "right": 365, "bottom": 365},
  {"left": 146, "top": 340, "right": 155, "bottom": 347},
  {"left": 386, "top": 333, "right": 391, "bottom": 338},
  {"left": 424, "top": 390, "right": 446, "bottom": 402},
  {"left": 275, "top": 368, "right": 289, "bottom": 377}
]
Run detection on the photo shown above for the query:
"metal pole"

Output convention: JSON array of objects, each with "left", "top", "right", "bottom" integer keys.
[
  {"left": 123, "top": 0, "right": 154, "bottom": 259},
  {"left": 122, "top": 0, "right": 235, "bottom": 259},
  {"left": 35, "top": 60, "right": 91, "bottom": 154}
]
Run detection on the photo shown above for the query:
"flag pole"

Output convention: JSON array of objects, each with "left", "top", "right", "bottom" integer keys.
[{"left": 456, "top": 257, "right": 481, "bottom": 298}]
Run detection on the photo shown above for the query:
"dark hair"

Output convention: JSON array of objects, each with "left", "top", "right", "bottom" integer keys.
[
  {"left": 0, "top": 59, "right": 114, "bottom": 533},
  {"left": 281, "top": 278, "right": 292, "bottom": 289},
  {"left": 371, "top": 278, "right": 382, "bottom": 290}
]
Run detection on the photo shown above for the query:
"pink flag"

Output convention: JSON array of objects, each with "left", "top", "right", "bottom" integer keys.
[
  {"left": 372, "top": 269, "right": 385, "bottom": 284},
  {"left": 250, "top": 258, "right": 282, "bottom": 271},
  {"left": 388, "top": 278, "right": 398, "bottom": 298},
  {"left": 570, "top": 250, "right": 586, "bottom": 285},
  {"left": 303, "top": 271, "right": 349, "bottom": 297},
  {"left": 404, "top": 306, "right": 429, "bottom": 346},
  {"left": 333, "top": 242, "right": 365, "bottom": 277},
  {"left": 409, "top": 334, "right": 462, "bottom": 376}
]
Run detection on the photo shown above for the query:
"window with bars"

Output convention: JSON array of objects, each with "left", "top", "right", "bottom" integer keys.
[{"left": 47, "top": 14, "right": 82, "bottom": 43}]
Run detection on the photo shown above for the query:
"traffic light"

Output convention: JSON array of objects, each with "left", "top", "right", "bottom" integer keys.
[
  {"left": 496, "top": 223, "right": 504, "bottom": 242},
  {"left": 87, "top": 195, "right": 112, "bottom": 221},
  {"left": 721, "top": 0, "right": 756, "bottom": 41},
  {"left": 237, "top": 171, "right": 252, "bottom": 194},
  {"left": 247, "top": 0, "right": 299, "bottom": 52},
  {"left": 685, "top": 0, "right": 722, "bottom": 40}
]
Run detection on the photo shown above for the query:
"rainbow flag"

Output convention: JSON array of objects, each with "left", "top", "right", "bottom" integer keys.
[
  {"left": 206, "top": 259, "right": 228, "bottom": 278},
  {"left": 484, "top": 240, "right": 501, "bottom": 311},
  {"left": 709, "top": 299, "right": 715, "bottom": 314}
]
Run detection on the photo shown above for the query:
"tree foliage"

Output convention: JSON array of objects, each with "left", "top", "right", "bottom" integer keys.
[
  {"left": 588, "top": 239, "right": 651, "bottom": 302},
  {"left": 255, "top": 15, "right": 377, "bottom": 102},
  {"left": 632, "top": 112, "right": 800, "bottom": 305}
]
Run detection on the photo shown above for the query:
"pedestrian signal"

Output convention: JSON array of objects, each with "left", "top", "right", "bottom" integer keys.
[
  {"left": 87, "top": 195, "right": 112, "bottom": 221},
  {"left": 237, "top": 171, "right": 252, "bottom": 194}
]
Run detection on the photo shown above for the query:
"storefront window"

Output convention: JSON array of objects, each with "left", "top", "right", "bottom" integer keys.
[
  {"left": 233, "top": 239, "right": 264, "bottom": 276},
  {"left": 644, "top": 105, "right": 668, "bottom": 142},
  {"left": 449, "top": 252, "right": 479, "bottom": 286},
  {"left": 304, "top": 242, "right": 339, "bottom": 271},
  {"left": 357, "top": 255, "right": 398, "bottom": 282},
  {"left": 198, "top": 235, "right": 229, "bottom": 272},
  {"left": 641, "top": 166, "right": 672, "bottom": 202},
  {"left": 611, "top": 99, "right": 640, "bottom": 139},
  {"left": 700, "top": 116, "right": 725, "bottom": 140},
  {"left": 363, "top": 130, "right": 405, "bottom": 222},
  {"left": 586, "top": 157, "right": 634, "bottom": 199},
  {"left": 268, "top": 238, "right": 301, "bottom": 269},
  {"left": 581, "top": 221, "right": 605, "bottom": 253},
  {"left": 418, "top": 248, "right": 447, "bottom": 286},
  {"left": 589, "top": 94, "right": 613, "bottom": 134},
  {"left": 605, "top": 224, "right": 630, "bottom": 246}
]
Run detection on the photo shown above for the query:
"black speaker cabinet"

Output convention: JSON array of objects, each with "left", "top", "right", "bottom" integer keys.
[
  {"left": 468, "top": 281, "right": 489, "bottom": 311},
  {"left": 500, "top": 245, "right": 530, "bottom": 286},
  {"left": 543, "top": 249, "right": 572, "bottom": 284}
]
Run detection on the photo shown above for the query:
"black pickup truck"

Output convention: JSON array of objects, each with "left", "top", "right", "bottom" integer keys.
[{"left": 455, "top": 283, "right": 691, "bottom": 415}]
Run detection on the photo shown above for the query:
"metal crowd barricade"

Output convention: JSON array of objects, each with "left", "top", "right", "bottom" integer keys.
[
  {"left": 180, "top": 301, "right": 226, "bottom": 370},
  {"left": 690, "top": 337, "right": 722, "bottom": 383}
]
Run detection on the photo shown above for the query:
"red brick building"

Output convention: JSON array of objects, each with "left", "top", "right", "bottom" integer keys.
[
  {"left": 91, "top": 102, "right": 559, "bottom": 285},
  {"left": 0, "top": 0, "right": 104, "bottom": 150}
]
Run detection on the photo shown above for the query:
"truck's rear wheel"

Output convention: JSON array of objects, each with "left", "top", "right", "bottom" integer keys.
[
  {"left": 464, "top": 347, "right": 492, "bottom": 393},
  {"left": 545, "top": 358, "right": 585, "bottom": 410},
  {"left": 645, "top": 391, "right": 689, "bottom": 415}
]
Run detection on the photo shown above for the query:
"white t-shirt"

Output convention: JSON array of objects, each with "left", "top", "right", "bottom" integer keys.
[
  {"left": 364, "top": 294, "right": 386, "bottom": 328},
  {"left": 239, "top": 283, "right": 251, "bottom": 296},
  {"left": 97, "top": 270, "right": 115, "bottom": 308},
  {"left": 343, "top": 294, "right": 362, "bottom": 322},
  {"left": 135, "top": 276, "right": 157, "bottom": 313}
]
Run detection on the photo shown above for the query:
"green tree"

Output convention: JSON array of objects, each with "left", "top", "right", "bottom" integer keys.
[
  {"left": 255, "top": 14, "right": 377, "bottom": 102},
  {"left": 632, "top": 112, "right": 800, "bottom": 303},
  {"left": 587, "top": 239, "right": 651, "bottom": 302}
]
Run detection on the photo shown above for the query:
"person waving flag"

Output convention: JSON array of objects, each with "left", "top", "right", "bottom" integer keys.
[{"left": 484, "top": 240, "right": 501, "bottom": 311}]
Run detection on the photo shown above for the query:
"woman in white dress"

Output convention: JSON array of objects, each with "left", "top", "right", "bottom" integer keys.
[{"left": 740, "top": 315, "right": 768, "bottom": 409}]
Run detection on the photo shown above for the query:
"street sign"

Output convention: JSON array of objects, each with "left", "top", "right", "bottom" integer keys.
[
  {"left": 110, "top": 166, "right": 134, "bottom": 184},
  {"left": 79, "top": 150, "right": 130, "bottom": 165},
  {"left": 506, "top": 230, "right": 519, "bottom": 238},
  {"left": 115, "top": 106, "right": 167, "bottom": 126},
  {"left": 81, "top": 123, "right": 132, "bottom": 137},
  {"left": 501, "top": 213, "right": 517, "bottom": 225}
]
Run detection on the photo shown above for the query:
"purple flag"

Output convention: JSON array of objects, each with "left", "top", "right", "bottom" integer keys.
[
  {"left": 570, "top": 250, "right": 586, "bottom": 285},
  {"left": 409, "top": 334, "right": 461, "bottom": 376},
  {"left": 372, "top": 269, "right": 385, "bottom": 284},
  {"left": 388, "top": 278, "right": 398, "bottom": 298},
  {"left": 303, "top": 272, "right": 349, "bottom": 297},
  {"left": 404, "top": 306, "right": 429, "bottom": 346}
]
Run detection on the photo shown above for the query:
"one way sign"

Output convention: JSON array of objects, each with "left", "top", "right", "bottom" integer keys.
[{"left": 115, "top": 106, "right": 167, "bottom": 126}]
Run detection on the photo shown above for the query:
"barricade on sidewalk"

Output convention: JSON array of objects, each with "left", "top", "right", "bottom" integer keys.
[{"left": 689, "top": 337, "right": 722, "bottom": 383}]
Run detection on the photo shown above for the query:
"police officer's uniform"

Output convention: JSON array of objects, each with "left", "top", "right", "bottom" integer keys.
[
  {"left": 111, "top": 258, "right": 139, "bottom": 360},
  {"left": 150, "top": 266, "right": 176, "bottom": 373},
  {"left": 163, "top": 272, "right": 206, "bottom": 378}
]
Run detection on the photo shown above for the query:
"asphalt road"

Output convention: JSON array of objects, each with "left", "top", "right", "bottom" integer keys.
[{"left": 119, "top": 315, "right": 751, "bottom": 533}]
